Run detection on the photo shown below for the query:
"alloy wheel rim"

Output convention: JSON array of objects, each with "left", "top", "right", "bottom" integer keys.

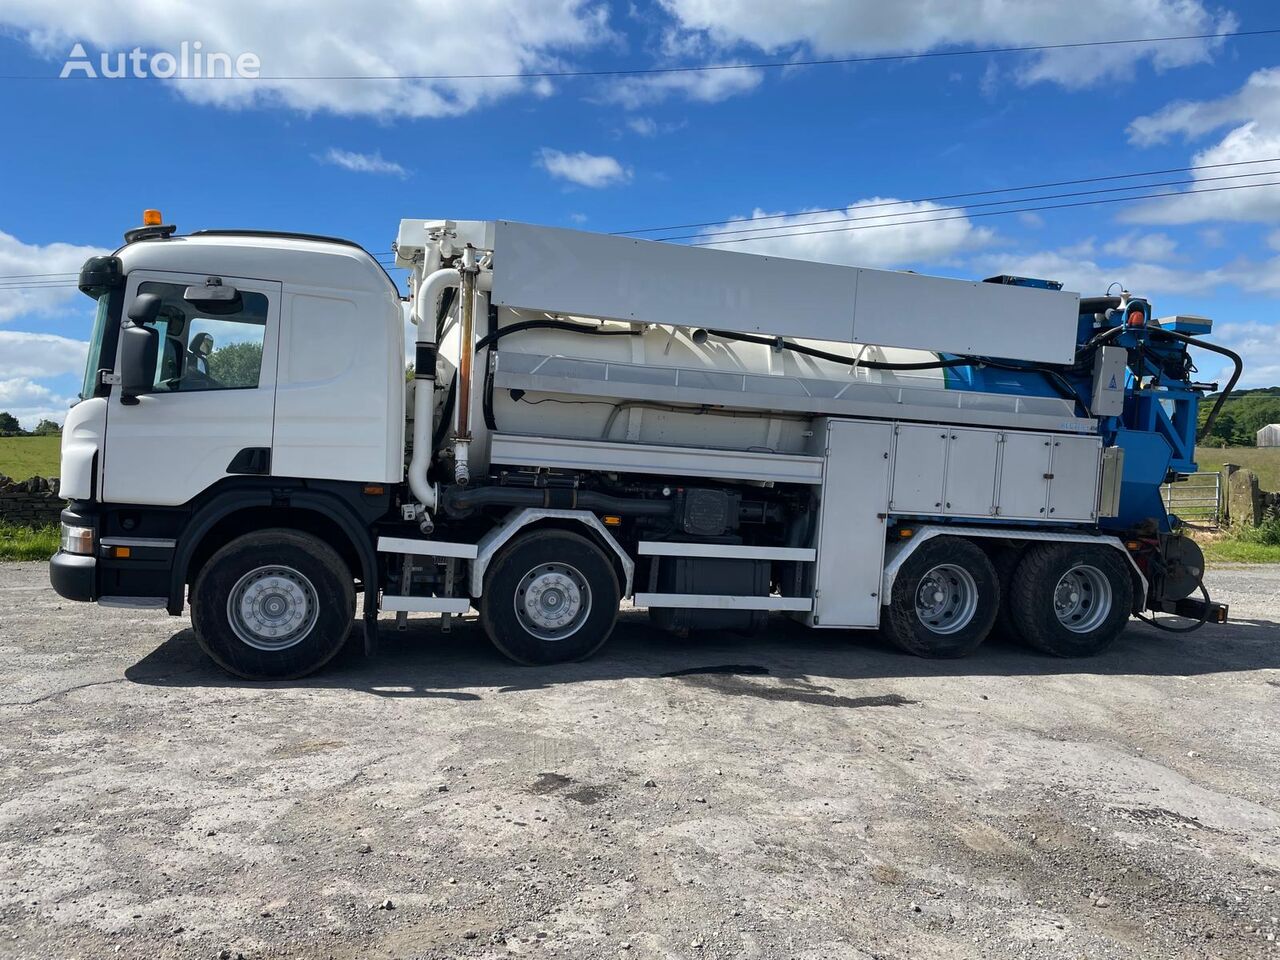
[
  {"left": 514, "top": 562, "right": 591, "bottom": 641},
  {"left": 1053, "top": 564, "right": 1113, "bottom": 634},
  {"left": 914, "top": 563, "right": 979, "bottom": 635},
  {"left": 227, "top": 564, "right": 319, "bottom": 651}
]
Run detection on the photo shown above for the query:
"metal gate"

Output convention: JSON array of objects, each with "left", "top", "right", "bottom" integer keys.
[{"left": 1161, "top": 472, "right": 1221, "bottom": 529}]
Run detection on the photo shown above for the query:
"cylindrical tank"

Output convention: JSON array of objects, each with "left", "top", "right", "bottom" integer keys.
[{"left": 434, "top": 305, "right": 953, "bottom": 468}]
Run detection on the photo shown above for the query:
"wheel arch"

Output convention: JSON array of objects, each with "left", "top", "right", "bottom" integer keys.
[
  {"left": 169, "top": 490, "right": 378, "bottom": 616},
  {"left": 882, "top": 526, "right": 1147, "bottom": 613},
  {"left": 469, "top": 508, "right": 634, "bottom": 599}
]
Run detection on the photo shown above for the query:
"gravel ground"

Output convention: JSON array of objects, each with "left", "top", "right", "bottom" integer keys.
[{"left": 1, "top": 560, "right": 1278, "bottom": 960}]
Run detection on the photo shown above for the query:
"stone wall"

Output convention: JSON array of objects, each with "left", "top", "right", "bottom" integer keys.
[{"left": 0, "top": 476, "right": 64, "bottom": 527}]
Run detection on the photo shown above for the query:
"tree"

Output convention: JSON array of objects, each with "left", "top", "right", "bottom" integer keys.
[
  {"left": 32, "top": 419, "right": 61, "bottom": 436},
  {"left": 206, "top": 341, "right": 265, "bottom": 388},
  {"left": 0, "top": 412, "right": 24, "bottom": 436}
]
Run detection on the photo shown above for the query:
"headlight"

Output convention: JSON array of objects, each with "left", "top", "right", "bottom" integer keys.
[{"left": 60, "top": 523, "right": 95, "bottom": 555}]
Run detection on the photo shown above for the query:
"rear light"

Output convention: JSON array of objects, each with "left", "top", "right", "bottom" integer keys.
[{"left": 59, "top": 523, "right": 95, "bottom": 556}]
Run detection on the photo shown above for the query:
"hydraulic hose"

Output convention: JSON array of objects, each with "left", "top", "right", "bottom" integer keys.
[
  {"left": 441, "top": 484, "right": 675, "bottom": 517},
  {"left": 477, "top": 318, "right": 642, "bottom": 352},
  {"left": 1147, "top": 328, "right": 1243, "bottom": 442}
]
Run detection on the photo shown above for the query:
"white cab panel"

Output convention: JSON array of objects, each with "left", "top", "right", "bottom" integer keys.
[
  {"left": 272, "top": 288, "right": 404, "bottom": 482},
  {"left": 809, "top": 419, "right": 894, "bottom": 628}
]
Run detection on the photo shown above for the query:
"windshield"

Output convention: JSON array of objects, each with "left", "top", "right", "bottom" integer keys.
[{"left": 79, "top": 290, "right": 112, "bottom": 400}]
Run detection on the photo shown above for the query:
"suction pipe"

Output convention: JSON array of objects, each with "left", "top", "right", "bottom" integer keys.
[{"left": 407, "top": 265, "right": 461, "bottom": 524}]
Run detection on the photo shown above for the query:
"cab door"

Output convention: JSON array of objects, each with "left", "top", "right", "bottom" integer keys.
[{"left": 103, "top": 271, "right": 281, "bottom": 506}]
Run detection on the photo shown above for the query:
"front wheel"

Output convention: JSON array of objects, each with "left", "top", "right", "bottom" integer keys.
[
  {"left": 1009, "top": 543, "right": 1133, "bottom": 657},
  {"left": 191, "top": 529, "right": 355, "bottom": 679},
  {"left": 480, "top": 530, "right": 620, "bottom": 665},
  {"left": 881, "top": 536, "right": 999, "bottom": 658}
]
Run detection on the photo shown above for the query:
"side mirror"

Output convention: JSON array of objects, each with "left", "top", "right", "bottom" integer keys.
[
  {"left": 127, "top": 292, "right": 162, "bottom": 325},
  {"left": 118, "top": 323, "right": 159, "bottom": 403}
]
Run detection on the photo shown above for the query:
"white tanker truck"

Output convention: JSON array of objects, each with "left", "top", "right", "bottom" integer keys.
[{"left": 50, "top": 213, "right": 1233, "bottom": 678}]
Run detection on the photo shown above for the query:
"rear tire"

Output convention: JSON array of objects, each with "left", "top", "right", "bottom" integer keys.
[
  {"left": 1009, "top": 543, "right": 1132, "bottom": 657},
  {"left": 191, "top": 529, "right": 354, "bottom": 679},
  {"left": 882, "top": 537, "right": 998, "bottom": 658},
  {"left": 480, "top": 530, "right": 620, "bottom": 665}
]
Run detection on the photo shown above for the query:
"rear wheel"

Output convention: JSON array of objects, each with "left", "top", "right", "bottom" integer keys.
[
  {"left": 1009, "top": 543, "right": 1132, "bottom": 657},
  {"left": 480, "top": 530, "right": 620, "bottom": 665},
  {"left": 191, "top": 529, "right": 354, "bottom": 679},
  {"left": 882, "top": 537, "right": 998, "bottom": 658}
]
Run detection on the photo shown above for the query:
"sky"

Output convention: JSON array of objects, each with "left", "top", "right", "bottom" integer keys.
[{"left": 2, "top": 0, "right": 1280, "bottom": 428}]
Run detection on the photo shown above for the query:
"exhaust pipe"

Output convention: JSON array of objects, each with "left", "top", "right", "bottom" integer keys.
[{"left": 453, "top": 244, "right": 479, "bottom": 486}]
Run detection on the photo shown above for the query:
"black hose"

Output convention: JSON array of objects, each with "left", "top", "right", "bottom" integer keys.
[
  {"left": 1147, "top": 328, "right": 1243, "bottom": 442},
  {"left": 706, "top": 329, "right": 974, "bottom": 370},
  {"left": 441, "top": 485, "right": 674, "bottom": 516},
  {"left": 431, "top": 374, "right": 456, "bottom": 453},
  {"left": 477, "top": 319, "right": 642, "bottom": 351}
]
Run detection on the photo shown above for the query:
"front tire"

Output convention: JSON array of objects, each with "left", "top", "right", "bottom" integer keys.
[
  {"left": 882, "top": 536, "right": 999, "bottom": 658},
  {"left": 1009, "top": 543, "right": 1132, "bottom": 657},
  {"left": 480, "top": 530, "right": 620, "bottom": 665},
  {"left": 191, "top": 529, "right": 355, "bottom": 679}
]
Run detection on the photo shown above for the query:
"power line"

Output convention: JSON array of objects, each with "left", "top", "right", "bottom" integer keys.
[
  {"left": 660, "top": 168, "right": 1280, "bottom": 242},
  {"left": 617, "top": 156, "right": 1280, "bottom": 236},
  {"left": 686, "top": 179, "right": 1280, "bottom": 246},
  {"left": 3, "top": 27, "right": 1274, "bottom": 81}
]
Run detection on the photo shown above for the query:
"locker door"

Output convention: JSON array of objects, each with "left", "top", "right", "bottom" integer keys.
[
  {"left": 1048, "top": 435, "right": 1102, "bottom": 521},
  {"left": 996, "top": 432, "right": 1053, "bottom": 520},
  {"left": 811, "top": 420, "right": 893, "bottom": 627},
  {"left": 890, "top": 424, "right": 948, "bottom": 514},
  {"left": 943, "top": 428, "right": 1000, "bottom": 517}
]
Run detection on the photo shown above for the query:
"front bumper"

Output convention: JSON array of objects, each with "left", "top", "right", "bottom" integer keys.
[{"left": 50, "top": 551, "right": 96, "bottom": 602}]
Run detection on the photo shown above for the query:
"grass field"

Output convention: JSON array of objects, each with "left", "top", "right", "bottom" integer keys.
[
  {"left": 0, "top": 522, "right": 58, "bottom": 561},
  {"left": 1195, "top": 445, "right": 1280, "bottom": 491},
  {"left": 0, "top": 435, "right": 61, "bottom": 479}
]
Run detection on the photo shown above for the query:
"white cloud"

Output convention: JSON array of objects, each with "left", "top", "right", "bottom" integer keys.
[
  {"left": 1125, "top": 67, "right": 1280, "bottom": 224},
  {"left": 1101, "top": 231, "right": 1178, "bottom": 262},
  {"left": 657, "top": 0, "right": 1233, "bottom": 89},
  {"left": 600, "top": 64, "right": 762, "bottom": 108},
  {"left": 626, "top": 116, "right": 659, "bottom": 136},
  {"left": 318, "top": 148, "right": 408, "bottom": 177},
  {"left": 692, "top": 200, "right": 993, "bottom": 269},
  {"left": 969, "top": 240, "right": 1224, "bottom": 298},
  {"left": 0, "top": 331, "right": 88, "bottom": 379},
  {"left": 0, "top": 377, "right": 77, "bottom": 430},
  {"left": 1188, "top": 320, "right": 1280, "bottom": 389},
  {"left": 536, "top": 148, "right": 632, "bottom": 188},
  {"left": 0, "top": 1, "right": 613, "bottom": 118},
  {"left": 1127, "top": 67, "right": 1280, "bottom": 146},
  {"left": 0, "top": 231, "right": 108, "bottom": 323}
]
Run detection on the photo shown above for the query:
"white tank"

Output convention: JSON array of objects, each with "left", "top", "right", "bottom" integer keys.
[{"left": 434, "top": 305, "right": 950, "bottom": 467}]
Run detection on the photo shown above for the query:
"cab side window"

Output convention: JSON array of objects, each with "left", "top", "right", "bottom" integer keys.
[{"left": 135, "top": 281, "right": 268, "bottom": 392}]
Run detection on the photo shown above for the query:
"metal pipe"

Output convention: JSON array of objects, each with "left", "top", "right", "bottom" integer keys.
[
  {"left": 453, "top": 245, "right": 479, "bottom": 485},
  {"left": 407, "top": 266, "right": 461, "bottom": 519}
]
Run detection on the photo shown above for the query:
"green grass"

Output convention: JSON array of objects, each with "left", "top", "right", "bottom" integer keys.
[
  {"left": 1199, "top": 514, "right": 1280, "bottom": 564},
  {"left": 1195, "top": 445, "right": 1280, "bottom": 492},
  {"left": 0, "top": 435, "right": 61, "bottom": 479},
  {"left": 0, "top": 522, "right": 58, "bottom": 561}
]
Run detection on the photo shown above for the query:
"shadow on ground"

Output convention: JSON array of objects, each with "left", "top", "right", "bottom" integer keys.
[{"left": 124, "top": 608, "right": 1280, "bottom": 699}]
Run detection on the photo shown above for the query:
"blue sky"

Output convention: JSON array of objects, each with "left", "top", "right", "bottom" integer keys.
[{"left": 2, "top": 0, "right": 1279, "bottom": 428}]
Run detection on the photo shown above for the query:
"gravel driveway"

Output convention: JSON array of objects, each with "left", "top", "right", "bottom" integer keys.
[{"left": 1, "top": 561, "right": 1278, "bottom": 960}]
